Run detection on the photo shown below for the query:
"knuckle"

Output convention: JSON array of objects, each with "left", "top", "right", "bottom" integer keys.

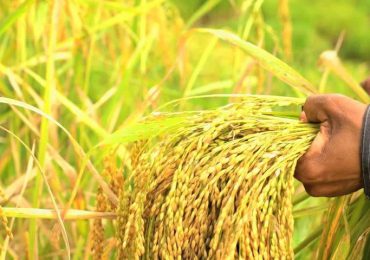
[
  {"left": 304, "top": 95, "right": 320, "bottom": 109},
  {"left": 303, "top": 94, "right": 335, "bottom": 122},
  {"left": 303, "top": 95, "right": 314, "bottom": 110},
  {"left": 306, "top": 168, "right": 324, "bottom": 182},
  {"left": 295, "top": 159, "right": 324, "bottom": 184},
  {"left": 321, "top": 95, "right": 341, "bottom": 113},
  {"left": 294, "top": 159, "right": 306, "bottom": 182},
  {"left": 307, "top": 94, "right": 344, "bottom": 112},
  {"left": 327, "top": 93, "right": 345, "bottom": 100},
  {"left": 325, "top": 94, "right": 351, "bottom": 113},
  {"left": 304, "top": 185, "right": 325, "bottom": 197},
  {"left": 306, "top": 94, "right": 344, "bottom": 106}
]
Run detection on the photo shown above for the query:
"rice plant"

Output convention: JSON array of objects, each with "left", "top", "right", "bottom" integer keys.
[
  {"left": 0, "top": 0, "right": 369, "bottom": 259},
  {"left": 114, "top": 96, "right": 317, "bottom": 259}
]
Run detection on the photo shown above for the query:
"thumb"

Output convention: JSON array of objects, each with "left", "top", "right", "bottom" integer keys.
[{"left": 302, "top": 95, "right": 334, "bottom": 123}]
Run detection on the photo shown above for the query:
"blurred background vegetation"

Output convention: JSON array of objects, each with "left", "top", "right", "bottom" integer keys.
[{"left": 0, "top": 0, "right": 369, "bottom": 259}]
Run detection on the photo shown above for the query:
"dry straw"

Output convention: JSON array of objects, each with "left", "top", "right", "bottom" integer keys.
[{"left": 114, "top": 95, "right": 318, "bottom": 259}]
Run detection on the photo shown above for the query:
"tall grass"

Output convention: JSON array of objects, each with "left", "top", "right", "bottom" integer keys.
[{"left": 0, "top": 0, "right": 369, "bottom": 259}]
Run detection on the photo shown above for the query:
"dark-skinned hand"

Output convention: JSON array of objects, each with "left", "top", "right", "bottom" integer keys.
[{"left": 295, "top": 94, "right": 367, "bottom": 197}]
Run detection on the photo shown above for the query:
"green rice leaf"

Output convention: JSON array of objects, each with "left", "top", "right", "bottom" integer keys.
[
  {"left": 0, "top": 0, "right": 34, "bottom": 37},
  {"left": 196, "top": 29, "right": 317, "bottom": 95},
  {"left": 98, "top": 116, "right": 187, "bottom": 146},
  {"left": 187, "top": 80, "right": 234, "bottom": 96}
]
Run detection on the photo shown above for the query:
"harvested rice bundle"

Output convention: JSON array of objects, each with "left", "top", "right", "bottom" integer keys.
[{"left": 116, "top": 95, "right": 318, "bottom": 259}]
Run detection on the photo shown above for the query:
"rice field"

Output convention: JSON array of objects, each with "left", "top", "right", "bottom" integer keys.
[{"left": 0, "top": 0, "right": 369, "bottom": 259}]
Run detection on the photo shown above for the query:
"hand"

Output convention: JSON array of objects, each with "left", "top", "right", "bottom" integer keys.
[{"left": 295, "top": 94, "right": 367, "bottom": 197}]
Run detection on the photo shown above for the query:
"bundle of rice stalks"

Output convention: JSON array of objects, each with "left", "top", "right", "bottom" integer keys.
[{"left": 115, "top": 95, "right": 318, "bottom": 259}]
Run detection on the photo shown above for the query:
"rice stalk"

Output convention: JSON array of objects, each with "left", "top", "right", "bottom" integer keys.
[
  {"left": 318, "top": 50, "right": 370, "bottom": 103},
  {"left": 115, "top": 95, "right": 318, "bottom": 259},
  {"left": 278, "top": 0, "right": 293, "bottom": 60}
]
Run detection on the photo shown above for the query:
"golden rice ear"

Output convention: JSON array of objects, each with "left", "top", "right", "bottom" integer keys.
[
  {"left": 0, "top": 188, "right": 13, "bottom": 239},
  {"left": 116, "top": 96, "right": 318, "bottom": 259},
  {"left": 91, "top": 187, "right": 107, "bottom": 260}
]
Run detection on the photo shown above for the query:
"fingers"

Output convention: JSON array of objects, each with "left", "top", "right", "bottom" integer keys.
[
  {"left": 303, "top": 94, "right": 366, "bottom": 131},
  {"left": 295, "top": 120, "right": 331, "bottom": 183},
  {"left": 294, "top": 145, "right": 324, "bottom": 185},
  {"left": 302, "top": 94, "right": 340, "bottom": 123},
  {"left": 296, "top": 149, "right": 363, "bottom": 197},
  {"left": 302, "top": 95, "right": 329, "bottom": 123},
  {"left": 302, "top": 180, "right": 362, "bottom": 197}
]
